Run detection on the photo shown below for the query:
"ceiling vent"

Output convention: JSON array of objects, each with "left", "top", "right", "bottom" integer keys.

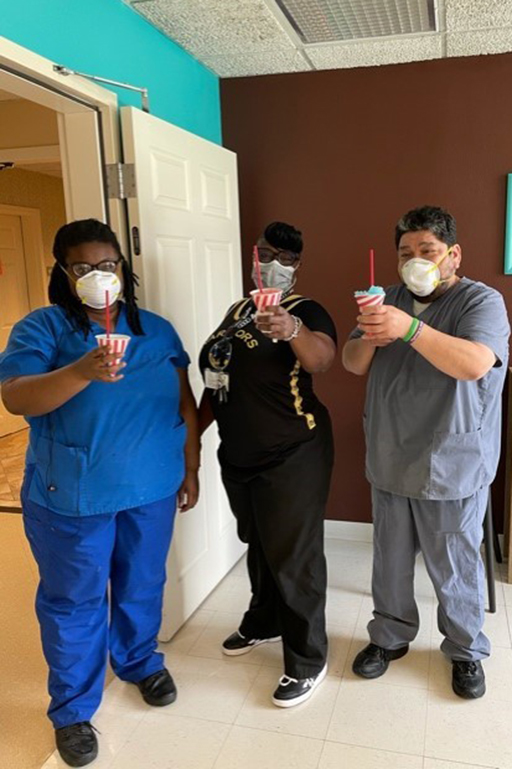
[{"left": 274, "top": 0, "right": 437, "bottom": 45}]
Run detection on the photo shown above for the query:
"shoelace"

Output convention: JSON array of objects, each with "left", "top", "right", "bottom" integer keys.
[
  {"left": 278, "top": 674, "right": 315, "bottom": 688},
  {"left": 367, "top": 643, "right": 386, "bottom": 659},
  {"left": 454, "top": 661, "right": 478, "bottom": 675}
]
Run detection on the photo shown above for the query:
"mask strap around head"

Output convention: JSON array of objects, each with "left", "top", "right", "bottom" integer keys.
[{"left": 425, "top": 245, "right": 455, "bottom": 275}]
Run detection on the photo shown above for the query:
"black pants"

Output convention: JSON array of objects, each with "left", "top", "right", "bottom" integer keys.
[{"left": 221, "top": 408, "right": 334, "bottom": 678}]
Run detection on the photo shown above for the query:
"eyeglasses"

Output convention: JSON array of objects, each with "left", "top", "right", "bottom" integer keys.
[
  {"left": 256, "top": 247, "right": 300, "bottom": 267},
  {"left": 65, "top": 259, "right": 122, "bottom": 278}
]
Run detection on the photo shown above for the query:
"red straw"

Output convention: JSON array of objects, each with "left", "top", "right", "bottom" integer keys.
[
  {"left": 253, "top": 245, "right": 263, "bottom": 292},
  {"left": 370, "top": 248, "right": 375, "bottom": 287},
  {"left": 105, "top": 290, "right": 111, "bottom": 341}
]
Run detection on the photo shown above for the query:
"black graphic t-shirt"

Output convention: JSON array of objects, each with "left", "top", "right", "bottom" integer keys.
[{"left": 199, "top": 294, "right": 337, "bottom": 468}]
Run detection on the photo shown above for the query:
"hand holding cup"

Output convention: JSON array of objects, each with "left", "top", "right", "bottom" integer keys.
[
  {"left": 72, "top": 347, "right": 126, "bottom": 384},
  {"left": 255, "top": 305, "right": 296, "bottom": 341}
]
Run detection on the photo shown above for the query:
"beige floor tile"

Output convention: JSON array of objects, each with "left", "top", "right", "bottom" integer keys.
[
  {"left": 428, "top": 645, "right": 512, "bottom": 702},
  {"left": 235, "top": 665, "right": 340, "bottom": 740},
  {"left": 324, "top": 540, "right": 373, "bottom": 560},
  {"left": 109, "top": 713, "right": 230, "bottom": 769},
  {"left": 318, "top": 742, "right": 423, "bottom": 768},
  {"left": 425, "top": 689, "right": 512, "bottom": 767},
  {"left": 156, "top": 654, "right": 260, "bottom": 724},
  {"left": 325, "top": 624, "right": 353, "bottom": 677},
  {"left": 424, "top": 760, "right": 491, "bottom": 769},
  {"left": 327, "top": 679, "right": 428, "bottom": 755},
  {"left": 213, "top": 725, "right": 323, "bottom": 769},
  {"left": 160, "top": 608, "right": 215, "bottom": 660},
  {"left": 325, "top": 588, "right": 364, "bottom": 627},
  {"left": 200, "top": 575, "right": 252, "bottom": 613}
]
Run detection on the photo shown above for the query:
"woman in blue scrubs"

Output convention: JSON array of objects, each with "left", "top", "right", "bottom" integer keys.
[{"left": 0, "top": 219, "right": 199, "bottom": 768}]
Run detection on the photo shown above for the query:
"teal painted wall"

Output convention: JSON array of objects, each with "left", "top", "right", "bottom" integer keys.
[{"left": 1, "top": 0, "right": 221, "bottom": 144}]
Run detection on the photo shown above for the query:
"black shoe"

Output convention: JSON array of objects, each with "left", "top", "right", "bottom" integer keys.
[
  {"left": 136, "top": 668, "right": 177, "bottom": 706},
  {"left": 272, "top": 664, "right": 327, "bottom": 708},
  {"left": 452, "top": 660, "right": 486, "bottom": 699},
  {"left": 55, "top": 722, "right": 98, "bottom": 767},
  {"left": 352, "top": 642, "right": 409, "bottom": 679},
  {"left": 222, "top": 630, "right": 281, "bottom": 656}
]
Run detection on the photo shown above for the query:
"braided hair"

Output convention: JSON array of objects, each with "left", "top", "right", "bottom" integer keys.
[{"left": 48, "top": 219, "right": 144, "bottom": 337}]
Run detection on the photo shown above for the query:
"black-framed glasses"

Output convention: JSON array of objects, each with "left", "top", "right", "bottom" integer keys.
[
  {"left": 256, "top": 247, "right": 300, "bottom": 267},
  {"left": 65, "top": 259, "right": 122, "bottom": 278}
]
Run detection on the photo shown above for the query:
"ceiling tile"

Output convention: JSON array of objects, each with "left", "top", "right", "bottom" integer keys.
[
  {"left": 447, "top": 27, "right": 512, "bottom": 57},
  {"left": 307, "top": 32, "right": 443, "bottom": 70},
  {"left": 201, "top": 46, "right": 309, "bottom": 77},
  {"left": 445, "top": 0, "right": 512, "bottom": 32}
]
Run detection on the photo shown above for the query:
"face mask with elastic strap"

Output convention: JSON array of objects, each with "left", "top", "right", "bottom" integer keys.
[{"left": 400, "top": 246, "right": 455, "bottom": 297}]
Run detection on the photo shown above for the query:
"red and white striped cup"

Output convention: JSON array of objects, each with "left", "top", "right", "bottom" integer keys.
[
  {"left": 250, "top": 287, "right": 283, "bottom": 312},
  {"left": 251, "top": 288, "right": 283, "bottom": 343},
  {"left": 354, "top": 291, "right": 386, "bottom": 310},
  {"left": 95, "top": 334, "right": 131, "bottom": 357}
]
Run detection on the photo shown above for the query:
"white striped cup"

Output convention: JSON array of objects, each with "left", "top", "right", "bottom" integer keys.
[{"left": 95, "top": 334, "right": 131, "bottom": 357}]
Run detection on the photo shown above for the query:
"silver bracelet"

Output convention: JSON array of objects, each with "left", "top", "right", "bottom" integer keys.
[{"left": 283, "top": 315, "right": 303, "bottom": 342}]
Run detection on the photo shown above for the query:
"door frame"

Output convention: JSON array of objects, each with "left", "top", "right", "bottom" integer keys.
[
  {"left": 0, "top": 36, "right": 125, "bottom": 249},
  {"left": 0, "top": 204, "right": 47, "bottom": 310}
]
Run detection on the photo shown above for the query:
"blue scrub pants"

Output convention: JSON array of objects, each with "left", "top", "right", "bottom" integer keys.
[{"left": 22, "top": 488, "right": 177, "bottom": 729}]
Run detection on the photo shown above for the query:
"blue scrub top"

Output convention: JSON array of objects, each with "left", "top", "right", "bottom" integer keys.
[{"left": 0, "top": 304, "right": 190, "bottom": 516}]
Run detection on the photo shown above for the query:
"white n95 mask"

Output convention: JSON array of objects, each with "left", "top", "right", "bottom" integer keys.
[
  {"left": 75, "top": 271, "right": 122, "bottom": 309},
  {"left": 400, "top": 247, "right": 454, "bottom": 297},
  {"left": 251, "top": 261, "right": 297, "bottom": 293}
]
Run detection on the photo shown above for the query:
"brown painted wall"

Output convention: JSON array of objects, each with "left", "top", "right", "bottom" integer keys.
[{"left": 220, "top": 54, "right": 512, "bottom": 524}]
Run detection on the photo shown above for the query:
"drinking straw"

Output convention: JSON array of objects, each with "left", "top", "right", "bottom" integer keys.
[
  {"left": 370, "top": 248, "right": 375, "bottom": 287},
  {"left": 253, "top": 245, "right": 263, "bottom": 292},
  {"left": 105, "top": 290, "right": 111, "bottom": 341}
]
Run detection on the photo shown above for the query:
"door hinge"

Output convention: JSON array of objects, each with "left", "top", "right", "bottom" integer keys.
[{"left": 106, "top": 163, "right": 137, "bottom": 200}]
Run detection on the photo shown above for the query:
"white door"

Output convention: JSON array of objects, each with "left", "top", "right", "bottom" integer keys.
[
  {"left": 121, "top": 106, "right": 246, "bottom": 639},
  {"left": 0, "top": 214, "right": 30, "bottom": 437}
]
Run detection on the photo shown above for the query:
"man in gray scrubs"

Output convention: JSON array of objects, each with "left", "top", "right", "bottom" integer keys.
[{"left": 343, "top": 206, "right": 510, "bottom": 699}]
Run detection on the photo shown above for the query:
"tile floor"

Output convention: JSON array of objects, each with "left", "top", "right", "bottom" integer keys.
[
  {"left": 0, "top": 428, "right": 28, "bottom": 505},
  {"left": 35, "top": 537, "right": 512, "bottom": 769}
]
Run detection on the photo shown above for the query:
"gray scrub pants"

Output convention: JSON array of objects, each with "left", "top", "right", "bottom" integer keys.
[{"left": 368, "top": 485, "right": 490, "bottom": 661}]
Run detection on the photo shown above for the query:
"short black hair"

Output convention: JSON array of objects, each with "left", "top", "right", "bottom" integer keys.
[
  {"left": 395, "top": 206, "right": 457, "bottom": 249},
  {"left": 49, "top": 219, "right": 144, "bottom": 337},
  {"left": 264, "top": 221, "right": 303, "bottom": 254}
]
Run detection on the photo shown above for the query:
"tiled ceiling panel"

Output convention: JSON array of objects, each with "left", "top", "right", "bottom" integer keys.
[
  {"left": 125, "top": 0, "right": 512, "bottom": 77},
  {"left": 275, "top": 0, "right": 436, "bottom": 44}
]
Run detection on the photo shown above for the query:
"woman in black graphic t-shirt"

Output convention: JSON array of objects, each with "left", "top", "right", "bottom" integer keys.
[{"left": 199, "top": 222, "right": 337, "bottom": 709}]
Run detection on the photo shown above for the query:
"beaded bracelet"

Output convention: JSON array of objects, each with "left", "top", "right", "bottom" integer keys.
[
  {"left": 408, "top": 320, "right": 424, "bottom": 345},
  {"left": 283, "top": 315, "right": 303, "bottom": 342},
  {"left": 402, "top": 317, "right": 420, "bottom": 343}
]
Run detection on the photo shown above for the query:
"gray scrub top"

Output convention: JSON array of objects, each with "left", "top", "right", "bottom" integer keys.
[{"left": 350, "top": 277, "right": 510, "bottom": 500}]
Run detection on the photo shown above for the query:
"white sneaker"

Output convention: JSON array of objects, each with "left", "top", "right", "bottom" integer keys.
[{"left": 272, "top": 663, "right": 327, "bottom": 708}]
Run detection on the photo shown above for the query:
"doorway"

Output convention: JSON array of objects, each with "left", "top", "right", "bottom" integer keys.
[{"left": 0, "top": 93, "right": 68, "bottom": 508}]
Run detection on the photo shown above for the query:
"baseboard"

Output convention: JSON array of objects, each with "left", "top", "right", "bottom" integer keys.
[{"left": 325, "top": 519, "right": 373, "bottom": 543}]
